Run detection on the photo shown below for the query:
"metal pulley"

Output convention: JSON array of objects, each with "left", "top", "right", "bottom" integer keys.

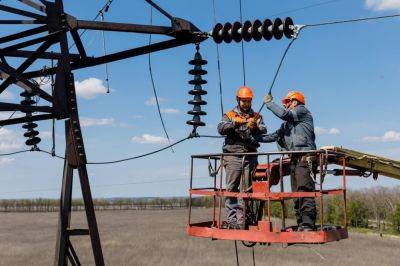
[
  {"left": 211, "top": 17, "right": 295, "bottom": 44},
  {"left": 187, "top": 44, "right": 207, "bottom": 132},
  {"left": 20, "top": 90, "right": 41, "bottom": 148}
]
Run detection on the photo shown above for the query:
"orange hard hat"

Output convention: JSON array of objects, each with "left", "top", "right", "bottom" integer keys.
[
  {"left": 282, "top": 91, "right": 305, "bottom": 105},
  {"left": 236, "top": 86, "right": 254, "bottom": 99}
]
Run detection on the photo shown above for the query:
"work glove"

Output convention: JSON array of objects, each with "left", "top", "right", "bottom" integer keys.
[
  {"left": 247, "top": 117, "right": 258, "bottom": 131},
  {"left": 232, "top": 117, "right": 245, "bottom": 127},
  {"left": 263, "top": 93, "right": 273, "bottom": 104}
]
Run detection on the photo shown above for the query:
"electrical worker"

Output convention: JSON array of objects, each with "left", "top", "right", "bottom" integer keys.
[
  {"left": 217, "top": 86, "right": 267, "bottom": 229},
  {"left": 259, "top": 91, "right": 317, "bottom": 231}
]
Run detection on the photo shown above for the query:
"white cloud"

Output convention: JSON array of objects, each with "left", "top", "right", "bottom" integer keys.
[
  {"left": 365, "top": 0, "right": 400, "bottom": 11},
  {"left": 80, "top": 117, "right": 114, "bottom": 127},
  {"left": 0, "top": 128, "right": 24, "bottom": 152},
  {"left": 75, "top": 78, "right": 108, "bottom": 99},
  {"left": 329, "top": 128, "right": 341, "bottom": 135},
  {"left": 363, "top": 130, "right": 400, "bottom": 142},
  {"left": 160, "top": 108, "right": 180, "bottom": 115},
  {"left": 0, "top": 90, "right": 13, "bottom": 100},
  {"left": 145, "top": 96, "right": 166, "bottom": 106},
  {"left": 0, "top": 158, "right": 14, "bottom": 166},
  {"left": 131, "top": 134, "right": 169, "bottom": 144},
  {"left": 315, "top": 126, "right": 341, "bottom": 135}
]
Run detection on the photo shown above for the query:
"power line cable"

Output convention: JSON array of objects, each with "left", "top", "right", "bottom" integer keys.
[
  {"left": 268, "top": 0, "right": 344, "bottom": 17},
  {"left": 258, "top": 13, "right": 400, "bottom": 113},
  {"left": 305, "top": 13, "right": 400, "bottom": 28},
  {"left": 0, "top": 149, "right": 31, "bottom": 157},
  {"left": 148, "top": 6, "right": 174, "bottom": 152}
]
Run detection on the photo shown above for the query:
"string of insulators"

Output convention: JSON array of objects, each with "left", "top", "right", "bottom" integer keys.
[
  {"left": 187, "top": 45, "right": 207, "bottom": 132},
  {"left": 211, "top": 17, "right": 294, "bottom": 44},
  {"left": 20, "top": 90, "right": 41, "bottom": 147}
]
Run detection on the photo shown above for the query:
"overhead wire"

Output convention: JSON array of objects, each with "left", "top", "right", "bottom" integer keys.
[
  {"left": 257, "top": 12, "right": 400, "bottom": 112},
  {"left": 268, "top": 0, "right": 344, "bottom": 17},
  {"left": 148, "top": 6, "right": 174, "bottom": 152}
]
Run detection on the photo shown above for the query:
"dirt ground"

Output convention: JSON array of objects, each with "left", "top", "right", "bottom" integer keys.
[{"left": 0, "top": 209, "right": 399, "bottom": 266}]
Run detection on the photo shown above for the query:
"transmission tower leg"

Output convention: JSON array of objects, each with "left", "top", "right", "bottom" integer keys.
[{"left": 54, "top": 120, "right": 104, "bottom": 265}]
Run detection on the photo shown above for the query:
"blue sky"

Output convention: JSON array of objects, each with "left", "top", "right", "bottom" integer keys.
[{"left": 0, "top": 0, "right": 399, "bottom": 199}]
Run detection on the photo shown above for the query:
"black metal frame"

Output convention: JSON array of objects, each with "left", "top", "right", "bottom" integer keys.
[{"left": 0, "top": 1, "right": 207, "bottom": 265}]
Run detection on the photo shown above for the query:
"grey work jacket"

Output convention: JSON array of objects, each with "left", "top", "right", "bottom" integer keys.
[
  {"left": 217, "top": 107, "right": 267, "bottom": 153},
  {"left": 256, "top": 102, "right": 316, "bottom": 151}
]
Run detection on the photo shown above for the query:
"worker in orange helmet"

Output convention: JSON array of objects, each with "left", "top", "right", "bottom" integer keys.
[
  {"left": 257, "top": 90, "right": 317, "bottom": 231},
  {"left": 217, "top": 86, "right": 267, "bottom": 229}
]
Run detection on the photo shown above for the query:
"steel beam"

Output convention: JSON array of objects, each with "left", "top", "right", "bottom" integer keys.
[
  {"left": 0, "top": 113, "right": 54, "bottom": 126},
  {"left": 25, "top": 38, "right": 198, "bottom": 78},
  {"left": 70, "top": 30, "right": 86, "bottom": 58},
  {"left": 17, "top": 0, "right": 46, "bottom": 13},
  {"left": 76, "top": 20, "right": 172, "bottom": 35},
  {"left": 0, "top": 4, "right": 46, "bottom": 20},
  {"left": 2, "top": 50, "right": 81, "bottom": 61},
  {"left": 0, "top": 19, "right": 44, "bottom": 24},
  {"left": 0, "top": 102, "right": 53, "bottom": 113},
  {"left": 1, "top": 31, "right": 60, "bottom": 53},
  {"left": 0, "top": 39, "right": 55, "bottom": 94},
  {"left": 0, "top": 62, "right": 53, "bottom": 102},
  {"left": 0, "top": 25, "right": 48, "bottom": 44}
]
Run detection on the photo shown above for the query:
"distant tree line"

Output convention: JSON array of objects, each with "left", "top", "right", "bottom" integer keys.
[{"left": 1, "top": 186, "right": 399, "bottom": 233}]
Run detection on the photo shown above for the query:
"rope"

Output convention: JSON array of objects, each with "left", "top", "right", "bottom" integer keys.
[
  {"left": 234, "top": 240, "right": 240, "bottom": 266},
  {"left": 252, "top": 247, "right": 256, "bottom": 266},
  {"left": 212, "top": 0, "right": 224, "bottom": 116},
  {"left": 148, "top": 6, "right": 174, "bottom": 152},
  {"left": 238, "top": 0, "right": 246, "bottom": 85},
  {"left": 99, "top": 11, "right": 111, "bottom": 94}
]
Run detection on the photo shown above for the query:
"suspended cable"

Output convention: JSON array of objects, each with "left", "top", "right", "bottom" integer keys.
[
  {"left": 238, "top": 0, "right": 246, "bottom": 85},
  {"left": 148, "top": 6, "right": 174, "bottom": 152},
  {"left": 0, "top": 149, "right": 31, "bottom": 157},
  {"left": 0, "top": 111, "right": 16, "bottom": 130},
  {"left": 258, "top": 37, "right": 298, "bottom": 113},
  {"left": 268, "top": 0, "right": 344, "bottom": 17},
  {"left": 99, "top": 10, "right": 111, "bottom": 94},
  {"left": 86, "top": 137, "right": 189, "bottom": 165},
  {"left": 212, "top": 0, "right": 224, "bottom": 116},
  {"left": 305, "top": 13, "right": 400, "bottom": 28},
  {"left": 257, "top": 13, "right": 400, "bottom": 112}
]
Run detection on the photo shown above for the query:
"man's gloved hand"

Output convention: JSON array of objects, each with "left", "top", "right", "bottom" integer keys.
[
  {"left": 247, "top": 117, "right": 258, "bottom": 130},
  {"left": 232, "top": 117, "right": 245, "bottom": 127},
  {"left": 263, "top": 93, "right": 273, "bottom": 104}
]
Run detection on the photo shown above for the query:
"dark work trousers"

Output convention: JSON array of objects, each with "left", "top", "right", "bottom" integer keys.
[
  {"left": 290, "top": 158, "right": 317, "bottom": 227},
  {"left": 224, "top": 155, "right": 258, "bottom": 226}
]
